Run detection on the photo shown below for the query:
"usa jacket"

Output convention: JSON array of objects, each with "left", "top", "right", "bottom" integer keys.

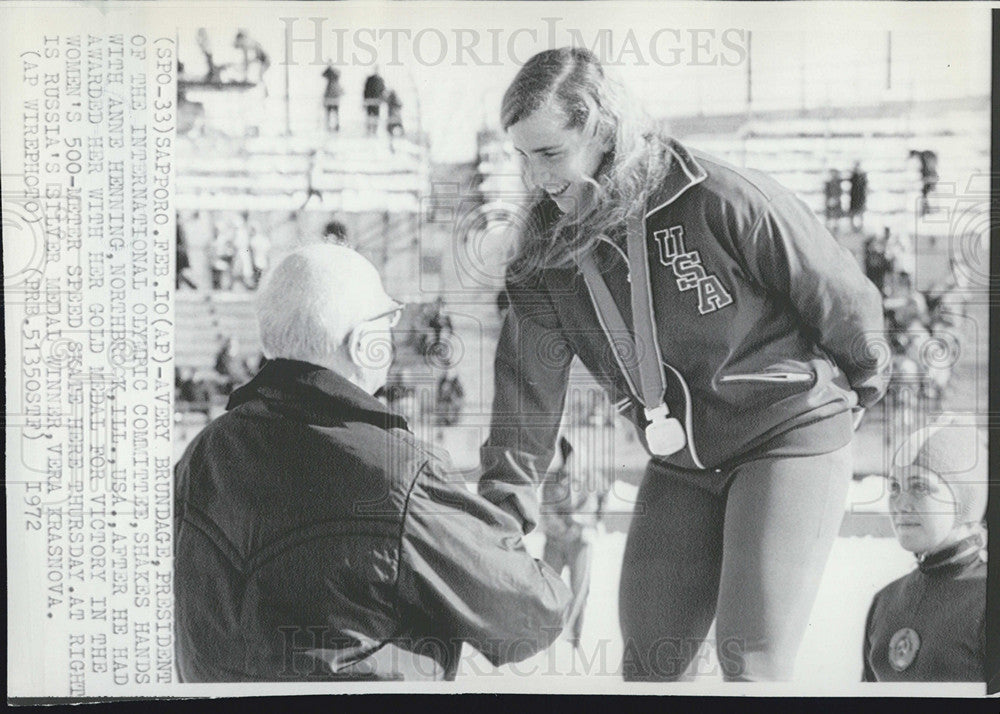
[
  {"left": 175, "top": 359, "right": 569, "bottom": 681},
  {"left": 481, "top": 139, "right": 888, "bottom": 533}
]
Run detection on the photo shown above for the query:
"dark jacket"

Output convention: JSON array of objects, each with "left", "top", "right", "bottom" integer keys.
[
  {"left": 481, "top": 139, "right": 887, "bottom": 532},
  {"left": 363, "top": 73, "right": 386, "bottom": 101},
  {"left": 863, "top": 539, "right": 986, "bottom": 682},
  {"left": 322, "top": 66, "right": 343, "bottom": 100},
  {"left": 175, "top": 359, "right": 569, "bottom": 682},
  {"left": 849, "top": 170, "right": 868, "bottom": 212}
]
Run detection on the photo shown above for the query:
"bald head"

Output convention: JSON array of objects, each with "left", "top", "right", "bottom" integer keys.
[{"left": 256, "top": 244, "right": 399, "bottom": 369}]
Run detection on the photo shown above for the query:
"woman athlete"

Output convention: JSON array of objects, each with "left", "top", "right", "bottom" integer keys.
[{"left": 478, "top": 47, "right": 888, "bottom": 681}]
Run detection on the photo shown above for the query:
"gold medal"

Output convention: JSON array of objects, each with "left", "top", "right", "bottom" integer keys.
[
  {"left": 644, "top": 404, "right": 686, "bottom": 457},
  {"left": 888, "top": 628, "right": 920, "bottom": 672}
]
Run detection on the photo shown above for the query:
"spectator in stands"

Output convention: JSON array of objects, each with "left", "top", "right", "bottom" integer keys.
[
  {"left": 196, "top": 28, "right": 218, "bottom": 84},
  {"left": 321, "top": 61, "right": 344, "bottom": 133},
  {"left": 824, "top": 168, "right": 843, "bottom": 231},
  {"left": 177, "top": 81, "right": 206, "bottom": 137},
  {"left": 323, "top": 218, "right": 350, "bottom": 246},
  {"left": 213, "top": 335, "right": 250, "bottom": 396},
  {"left": 540, "top": 437, "right": 595, "bottom": 652},
  {"left": 210, "top": 217, "right": 236, "bottom": 290},
  {"left": 862, "top": 418, "right": 987, "bottom": 682},
  {"left": 383, "top": 368, "right": 412, "bottom": 406},
  {"left": 231, "top": 212, "right": 254, "bottom": 290},
  {"left": 884, "top": 271, "right": 929, "bottom": 333},
  {"left": 297, "top": 149, "right": 324, "bottom": 210},
  {"left": 176, "top": 222, "right": 198, "bottom": 290},
  {"left": 925, "top": 260, "right": 971, "bottom": 330},
  {"left": 849, "top": 161, "right": 868, "bottom": 232},
  {"left": 234, "top": 29, "right": 271, "bottom": 96},
  {"left": 248, "top": 219, "right": 270, "bottom": 289},
  {"left": 386, "top": 89, "right": 404, "bottom": 137},
  {"left": 363, "top": 66, "right": 386, "bottom": 136},
  {"left": 176, "top": 367, "right": 203, "bottom": 404},
  {"left": 384, "top": 367, "right": 418, "bottom": 423},
  {"left": 429, "top": 296, "right": 453, "bottom": 345},
  {"left": 885, "top": 229, "right": 916, "bottom": 290},
  {"left": 174, "top": 244, "right": 570, "bottom": 681},
  {"left": 863, "top": 232, "right": 891, "bottom": 295},
  {"left": 909, "top": 150, "right": 939, "bottom": 216},
  {"left": 436, "top": 372, "right": 465, "bottom": 426},
  {"left": 425, "top": 296, "right": 454, "bottom": 364}
]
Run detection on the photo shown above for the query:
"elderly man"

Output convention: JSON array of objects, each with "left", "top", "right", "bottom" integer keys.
[{"left": 174, "top": 244, "right": 570, "bottom": 682}]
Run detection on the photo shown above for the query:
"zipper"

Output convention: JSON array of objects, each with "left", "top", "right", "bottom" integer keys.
[
  {"left": 662, "top": 361, "right": 705, "bottom": 470},
  {"left": 718, "top": 371, "right": 813, "bottom": 384}
]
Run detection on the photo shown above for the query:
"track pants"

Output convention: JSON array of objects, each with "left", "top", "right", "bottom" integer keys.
[{"left": 619, "top": 444, "right": 853, "bottom": 681}]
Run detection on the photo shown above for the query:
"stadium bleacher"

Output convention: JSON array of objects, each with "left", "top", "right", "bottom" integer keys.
[{"left": 674, "top": 98, "right": 989, "bottom": 251}]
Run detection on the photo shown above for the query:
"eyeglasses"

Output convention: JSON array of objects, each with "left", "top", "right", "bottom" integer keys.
[{"left": 363, "top": 303, "right": 404, "bottom": 328}]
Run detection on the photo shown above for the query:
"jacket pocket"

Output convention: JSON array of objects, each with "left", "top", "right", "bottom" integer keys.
[{"left": 718, "top": 371, "right": 814, "bottom": 385}]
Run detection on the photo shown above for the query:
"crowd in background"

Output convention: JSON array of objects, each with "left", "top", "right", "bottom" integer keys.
[
  {"left": 180, "top": 30, "right": 406, "bottom": 141},
  {"left": 175, "top": 213, "right": 465, "bottom": 428},
  {"left": 864, "top": 228, "right": 970, "bottom": 414},
  {"left": 823, "top": 150, "right": 940, "bottom": 234},
  {"left": 176, "top": 213, "right": 271, "bottom": 292},
  {"left": 174, "top": 35, "right": 969, "bottom": 554},
  {"left": 322, "top": 62, "right": 405, "bottom": 138},
  {"left": 816, "top": 149, "right": 963, "bottom": 414},
  {"left": 824, "top": 161, "right": 869, "bottom": 232}
]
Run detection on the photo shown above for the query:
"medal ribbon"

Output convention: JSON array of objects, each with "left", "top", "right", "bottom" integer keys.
[{"left": 576, "top": 205, "right": 667, "bottom": 418}]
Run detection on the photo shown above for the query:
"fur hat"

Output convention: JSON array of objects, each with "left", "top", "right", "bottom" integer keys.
[{"left": 892, "top": 417, "right": 988, "bottom": 525}]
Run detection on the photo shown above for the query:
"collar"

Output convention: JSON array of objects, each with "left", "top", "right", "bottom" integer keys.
[
  {"left": 917, "top": 531, "right": 986, "bottom": 577},
  {"left": 227, "top": 358, "right": 408, "bottom": 431},
  {"left": 644, "top": 138, "right": 708, "bottom": 218}
]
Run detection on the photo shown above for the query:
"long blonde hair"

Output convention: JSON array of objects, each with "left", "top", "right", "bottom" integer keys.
[{"left": 501, "top": 47, "right": 672, "bottom": 273}]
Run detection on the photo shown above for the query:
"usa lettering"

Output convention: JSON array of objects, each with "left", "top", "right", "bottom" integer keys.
[{"left": 653, "top": 225, "right": 733, "bottom": 315}]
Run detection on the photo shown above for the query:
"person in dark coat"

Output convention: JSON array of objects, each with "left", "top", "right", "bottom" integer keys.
[
  {"left": 196, "top": 28, "right": 218, "bottom": 84},
  {"left": 322, "top": 61, "right": 343, "bottom": 133},
  {"left": 849, "top": 161, "right": 868, "bottom": 231},
  {"left": 436, "top": 372, "right": 465, "bottom": 426},
  {"left": 176, "top": 221, "right": 197, "bottom": 289},
  {"left": 824, "top": 168, "right": 843, "bottom": 231},
  {"left": 909, "top": 149, "right": 939, "bottom": 216},
  {"left": 363, "top": 66, "right": 386, "bottom": 136},
  {"left": 174, "top": 244, "right": 570, "bottom": 682},
  {"left": 863, "top": 232, "right": 891, "bottom": 295},
  {"left": 386, "top": 89, "right": 404, "bottom": 136},
  {"left": 212, "top": 335, "right": 249, "bottom": 396},
  {"left": 234, "top": 29, "right": 271, "bottom": 95},
  {"left": 323, "top": 218, "right": 350, "bottom": 246},
  {"left": 862, "top": 418, "right": 987, "bottom": 682}
]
